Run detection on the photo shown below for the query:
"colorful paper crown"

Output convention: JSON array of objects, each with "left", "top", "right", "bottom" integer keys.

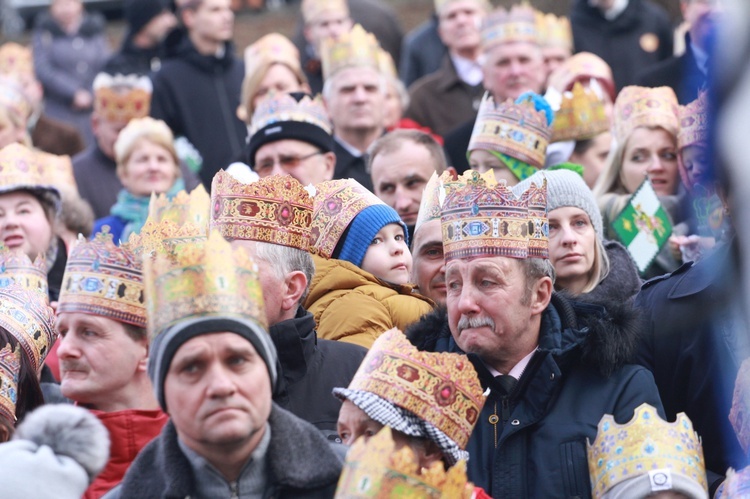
[
  {"left": 536, "top": 12, "right": 572, "bottom": 49},
  {"left": 34, "top": 150, "right": 77, "bottom": 194},
  {"left": 346, "top": 329, "right": 486, "bottom": 450},
  {"left": 0, "top": 283, "right": 56, "bottom": 373},
  {"left": 144, "top": 231, "right": 267, "bottom": 338},
  {"left": 210, "top": 171, "right": 313, "bottom": 251},
  {"left": 0, "top": 343, "right": 19, "bottom": 423},
  {"left": 93, "top": 73, "right": 152, "bottom": 123},
  {"left": 0, "top": 43, "right": 33, "bottom": 77},
  {"left": 415, "top": 171, "right": 454, "bottom": 233},
  {"left": 441, "top": 170, "right": 548, "bottom": 262},
  {"left": 249, "top": 92, "right": 332, "bottom": 137},
  {"left": 587, "top": 404, "right": 707, "bottom": 499},
  {"left": 678, "top": 91, "right": 709, "bottom": 151},
  {"left": 0, "top": 143, "right": 60, "bottom": 202},
  {"left": 309, "top": 178, "right": 386, "bottom": 259},
  {"left": 482, "top": 4, "right": 539, "bottom": 51},
  {"left": 58, "top": 229, "right": 146, "bottom": 329},
  {"left": 552, "top": 82, "right": 610, "bottom": 143},
  {"left": 0, "top": 247, "right": 47, "bottom": 297},
  {"left": 721, "top": 466, "right": 750, "bottom": 498},
  {"left": 321, "top": 24, "right": 381, "bottom": 80},
  {"left": 301, "top": 0, "right": 348, "bottom": 23},
  {"left": 469, "top": 92, "right": 552, "bottom": 168},
  {"left": 614, "top": 86, "right": 679, "bottom": 146},
  {"left": 0, "top": 78, "right": 30, "bottom": 122},
  {"left": 334, "top": 426, "right": 474, "bottom": 499},
  {"left": 244, "top": 33, "right": 301, "bottom": 78}
]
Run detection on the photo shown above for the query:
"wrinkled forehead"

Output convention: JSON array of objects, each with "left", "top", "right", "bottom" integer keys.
[{"left": 445, "top": 255, "right": 522, "bottom": 277}]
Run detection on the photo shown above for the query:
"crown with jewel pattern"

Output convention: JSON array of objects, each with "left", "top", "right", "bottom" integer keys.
[
  {"left": 614, "top": 86, "right": 679, "bottom": 145},
  {"left": 210, "top": 171, "right": 313, "bottom": 251},
  {"left": 678, "top": 91, "right": 709, "bottom": 151},
  {"left": 0, "top": 43, "right": 32, "bottom": 78},
  {"left": 0, "top": 247, "right": 47, "bottom": 297},
  {"left": 335, "top": 426, "right": 474, "bottom": 499},
  {"left": 587, "top": 403, "right": 707, "bottom": 498},
  {"left": 415, "top": 171, "right": 454, "bottom": 233},
  {"left": 58, "top": 229, "right": 146, "bottom": 328},
  {"left": 469, "top": 92, "right": 552, "bottom": 168},
  {"left": 536, "top": 12, "right": 572, "bottom": 50},
  {"left": 0, "top": 343, "right": 19, "bottom": 423},
  {"left": 441, "top": 170, "right": 548, "bottom": 262},
  {"left": 481, "top": 4, "right": 539, "bottom": 51},
  {"left": 346, "top": 329, "right": 486, "bottom": 450},
  {"left": 552, "top": 82, "right": 610, "bottom": 143},
  {"left": 93, "top": 73, "right": 152, "bottom": 123},
  {"left": 301, "top": 0, "right": 348, "bottom": 23},
  {"left": 321, "top": 24, "right": 381, "bottom": 80},
  {"left": 309, "top": 178, "right": 387, "bottom": 259},
  {"left": 0, "top": 143, "right": 60, "bottom": 204},
  {"left": 0, "top": 282, "right": 56, "bottom": 373},
  {"left": 144, "top": 231, "right": 267, "bottom": 339},
  {"left": 249, "top": 92, "right": 332, "bottom": 137}
]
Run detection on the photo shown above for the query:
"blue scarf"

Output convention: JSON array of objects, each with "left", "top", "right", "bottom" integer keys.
[{"left": 109, "top": 178, "right": 186, "bottom": 241}]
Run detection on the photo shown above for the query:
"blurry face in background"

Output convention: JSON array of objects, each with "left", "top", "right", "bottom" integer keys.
[
  {"left": 620, "top": 127, "right": 679, "bottom": 196},
  {"left": 0, "top": 191, "right": 53, "bottom": 260},
  {"left": 437, "top": 0, "right": 484, "bottom": 54},
  {"left": 118, "top": 138, "right": 178, "bottom": 197},
  {"left": 469, "top": 149, "right": 519, "bottom": 186},
  {"left": 542, "top": 45, "right": 572, "bottom": 80},
  {"left": 680, "top": 144, "right": 710, "bottom": 191},
  {"left": 50, "top": 0, "right": 83, "bottom": 31},
  {"left": 325, "top": 67, "right": 385, "bottom": 134},
  {"left": 383, "top": 80, "right": 403, "bottom": 129},
  {"left": 92, "top": 116, "right": 128, "bottom": 160},
  {"left": 483, "top": 41, "right": 546, "bottom": 102},
  {"left": 411, "top": 220, "right": 446, "bottom": 306},
  {"left": 570, "top": 131, "right": 612, "bottom": 189},
  {"left": 252, "top": 64, "right": 305, "bottom": 110},
  {"left": 304, "top": 10, "right": 353, "bottom": 54},
  {"left": 185, "top": 0, "right": 234, "bottom": 44},
  {"left": 139, "top": 10, "right": 177, "bottom": 44}
]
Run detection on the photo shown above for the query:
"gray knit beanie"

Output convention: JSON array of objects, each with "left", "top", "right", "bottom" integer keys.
[{"left": 514, "top": 169, "right": 603, "bottom": 239}]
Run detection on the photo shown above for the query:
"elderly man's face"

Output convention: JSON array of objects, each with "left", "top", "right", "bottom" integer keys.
[
  {"left": 410, "top": 220, "right": 446, "bottom": 306},
  {"left": 325, "top": 67, "right": 385, "bottom": 134},
  {"left": 437, "top": 0, "right": 484, "bottom": 53},
  {"left": 483, "top": 41, "right": 546, "bottom": 102},
  {"left": 165, "top": 332, "right": 272, "bottom": 454}
]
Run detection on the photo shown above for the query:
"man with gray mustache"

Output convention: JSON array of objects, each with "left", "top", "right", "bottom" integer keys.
[{"left": 406, "top": 170, "right": 664, "bottom": 498}]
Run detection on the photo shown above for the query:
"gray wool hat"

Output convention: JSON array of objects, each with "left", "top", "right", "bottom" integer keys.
[{"left": 515, "top": 169, "right": 603, "bottom": 239}]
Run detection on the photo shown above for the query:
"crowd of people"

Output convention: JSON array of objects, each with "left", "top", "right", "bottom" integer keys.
[{"left": 0, "top": 0, "right": 744, "bottom": 497}]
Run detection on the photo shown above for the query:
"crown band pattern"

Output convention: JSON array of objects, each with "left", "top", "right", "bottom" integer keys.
[
  {"left": 0, "top": 343, "right": 19, "bottom": 423},
  {"left": 0, "top": 283, "right": 56, "bottom": 373},
  {"left": 321, "top": 24, "right": 381, "bottom": 80}
]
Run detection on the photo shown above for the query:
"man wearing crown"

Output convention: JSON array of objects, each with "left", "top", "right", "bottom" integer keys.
[{"left": 406, "top": 170, "right": 664, "bottom": 497}]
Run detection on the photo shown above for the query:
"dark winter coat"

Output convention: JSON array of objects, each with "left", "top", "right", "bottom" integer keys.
[
  {"left": 108, "top": 405, "right": 344, "bottom": 499},
  {"left": 635, "top": 241, "right": 748, "bottom": 493},
  {"left": 332, "top": 139, "right": 374, "bottom": 192},
  {"left": 271, "top": 307, "right": 367, "bottom": 440},
  {"left": 407, "top": 293, "right": 664, "bottom": 498},
  {"left": 399, "top": 16, "right": 447, "bottom": 87},
  {"left": 104, "top": 34, "right": 166, "bottom": 76},
  {"left": 443, "top": 119, "right": 473, "bottom": 174},
  {"left": 636, "top": 34, "right": 707, "bottom": 105},
  {"left": 150, "top": 29, "right": 246, "bottom": 187}
]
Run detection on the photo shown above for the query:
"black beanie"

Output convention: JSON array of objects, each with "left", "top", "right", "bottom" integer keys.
[{"left": 125, "top": 0, "right": 170, "bottom": 37}]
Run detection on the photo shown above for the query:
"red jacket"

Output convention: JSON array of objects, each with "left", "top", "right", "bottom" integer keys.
[{"left": 84, "top": 408, "right": 168, "bottom": 499}]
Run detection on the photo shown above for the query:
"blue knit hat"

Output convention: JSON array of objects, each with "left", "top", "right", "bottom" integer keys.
[{"left": 336, "top": 204, "right": 408, "bottom": 267}]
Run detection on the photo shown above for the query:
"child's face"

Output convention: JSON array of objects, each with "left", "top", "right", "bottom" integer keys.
[{"left": 361, "top": 223, "right": 412, "bottom": 285}]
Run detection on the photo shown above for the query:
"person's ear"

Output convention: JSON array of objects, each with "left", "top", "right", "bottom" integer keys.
[
  {"left": 323, "top": 151, "right": 336, "bottom": 181},
  {"left": 530, "top": 276, "right": 553, "bottom": 315},
  {"left": 281, "top": 270, "right": 307, "bottom": 312}
]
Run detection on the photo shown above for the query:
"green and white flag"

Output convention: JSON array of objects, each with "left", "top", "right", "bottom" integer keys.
[{"left": 611, "top": 178, "right": 672, "bottom": 273}]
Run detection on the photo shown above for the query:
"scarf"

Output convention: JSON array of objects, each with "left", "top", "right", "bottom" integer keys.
[{"left": 109, "top": 178, "right": 186, "bottom": 241}]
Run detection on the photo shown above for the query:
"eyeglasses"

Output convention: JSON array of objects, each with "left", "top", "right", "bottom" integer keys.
[{"left": 254, "top": 151, "right": 323, "bottom": 173}]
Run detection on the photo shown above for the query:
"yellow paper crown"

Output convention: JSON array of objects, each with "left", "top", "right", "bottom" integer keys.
[
  {"left": 0, "top": 343, "right": 20, "bottom": 423},
  {"left": 415, "top": 171, "right": 454, "bottom": 233},
  {"left": 0, "top": 283, "right": 56, "bottom": 373},
  {"left": 301, "top": 0, "right": 349, "bottom": 23},
  {"left": 321, "top": 24, "right": 381, "bottom": 80},
  {"left": 441, "top": 170, "right": 548, "bottom": 262},
  {"left": 587, "top": 404, "right": 708, "bottom": 498},
  {"left": 210, "top": 171, "right": 313, "bottom": 252},
  {"left": 144, "top": 231, "right": 267, "bottom": 338},
  {"left": 334, "top": 426, "right": 474, "bottom": 499},
  {"left": 0, "top": 143, "right": 60, "bottom": 202},
  {"left": 678, "top": 91, "right": 709, "bottom": 150},
  {"left": 309, "top": 178, "right": 386, "bottom": 259},
  {"left": 93, "top": 73, "right": 152, "bottom": 123},
  {"left": 244, "top": 33, "right": 301, "bottom": 78},
  {"left": 482, "top": 4, "right": 538, "bottom": 51},
  {"left": 614, "top": 86, "right": 679, "bottom": 145},
  {"left": 536, "top": 12, "right": 572, "bottom": 50},
  {"left": 552, "top": 82, "right": 610, "bottom": 143},
  {"left": 249, "top": 92, "right": 332, "bottom": 137},
  {"left": 469, "top": 92, "right": 552, "bottom": 168},
  {"left": 346, "top": 329, "right": 486, "bottom": 450},
  {"left": 0, "top": 43, "right": 33, "bottom": 77},
  {"left": 0, "top": 247, "right": 47, "bottom": 297}
]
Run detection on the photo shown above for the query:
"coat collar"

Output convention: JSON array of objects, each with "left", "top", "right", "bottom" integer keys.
[{"left": 270, "top": 307, "right": 317, "bottom": 389}]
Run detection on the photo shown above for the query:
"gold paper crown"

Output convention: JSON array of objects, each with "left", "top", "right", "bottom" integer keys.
[
  {"left": 0, "top": 43, "right": 32, "bottom": 77},
  {"left": 415, "top": 171, "right": 454, "bottom": 233},
  {"left": 249, "top": 92, "right": 332, "bottom": 137},
  {"left": 309, "top": 178, "right": 386, "bottom": 259},
  {"left": 347, "top": 329, "right": 486, "bottom": 450},
  {"left": 144, "top": 231, "right": 267, "bottom": 338},
  {"left": 0, "top": 143, "right": 59, "bottom": 200},
  {"left": 93, "top": 73, "right": 152, "bottom": 123},
  {"left": 34, "top": 150, "right": 77, "bottom": 194},
  {"left": 614, "top": 86, "right": 679, "bottom": 145},
  {"left": 321, "top": 24, "right": 381, "bottom": 80},
  {"left": 0, "top": 247, "right": 47, "bottom": 297},
  {"left": 587, "top": 404, "right": 707, "bottom": 499},
  {"left": 210, "top": 171, "right": 313, "bottom": 252},
  {"left": 441, "top": 170, "right": 548, "bottom": 262},
  {"left": 244, "top": 33, "right": 301, "bottom": 78},
  {"left": 552, "top": 82, "right": 610, "bottom": 143},
  {"left": 678, "top": 91, "right": 709, "bottom": 150},
  {"left": 58, "top": 229, "right": 146, "bottom": 329},
  {"left": 301, "top": 0, "right": 348, "bottom": 23},
  {"left": 0, "top": 343, "right": 20, "bottom": 423},
  {"left": 469, "top": 92, "right": 552, "bottom": 168},
  {"left": 536, "top": 12, "right": 572, "bottom": 49},
  {"left": 482, "top": 4, "right": 539, "bottom": 51},
  {"left": 0, "top": 283, "right": 56, "bottom": 373},
  {"left": 334, "top": 426, "right": 474, "bottom": 499}
]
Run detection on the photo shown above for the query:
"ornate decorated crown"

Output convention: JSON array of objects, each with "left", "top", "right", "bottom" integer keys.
[
  {"left": 0, "top": 143, "right": 60, "bottom": 202},
  {"left": 34, "top": 150, "right": 77, "bottom": 194},
  {"left": 301, "top": 0, "right": 348, "bottom": 23},
  {"left": 415, "top": 171, "right": 454, "bottom": 233},
  {"left": 249, "top": 92, "right": 332, "bottom": 137},
  {"left": 614, "top": 86, "right": 679, "bottom": 146},
  {"left": 309, "top": 178, "right": 386, "bottom": 259},
  {"left": 0, "top": 283, "right": 56, "bottom": 373},
  {"left": 244, "top": 33, "right": 301, "bottom": 77},
  {"left": 587, "top": 403, "right": 707, "bottom": 499},
  {"left": 144, "top": 231, "right": 267, "bottom": 339},
  {"left": 210, "top": 171, "right": 313, "bottom": 251},
  {"left": 552, "top": 82, "right": 610, "bottom": 143},
  {"left": 321, "top": 24, "right": 381, "bottom": 80},
  {"left": 678, "top": 92, "right": 709, "bottom": 151},
  {"left": 720, "top": 466, "right": 750, "bottom": 498},
  {"left": 482, "top": 4, "right": 539, "bottom": 51},
  {"left": 58, "top": 229, "right": 146, "bottom": 329},
  {"left": 346, "top": 329, "right": 486, "bottom": 450},
  {"left": 0, "top": 343, "right": 19, "bottom": 423},
  {"left": 93, "top": 73, "right": 152, "bottom": 123},
  {"left": 0, "top": 43, "right": 32, "bottom": 77},
  {"left": 536, "top": 12, "right": 572, "bottom": 49},
  {"left": 441, "top": 170, "right": 548, "bottom": 262},
  {"left": 0, "top": 247, "right": 47, "bottom": 297},
  {"left": 335, "top": 426, "right": 474, "bottom": 499},
  {"left": 469, "top": 92, "right": 552, "bottom": 168}
]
